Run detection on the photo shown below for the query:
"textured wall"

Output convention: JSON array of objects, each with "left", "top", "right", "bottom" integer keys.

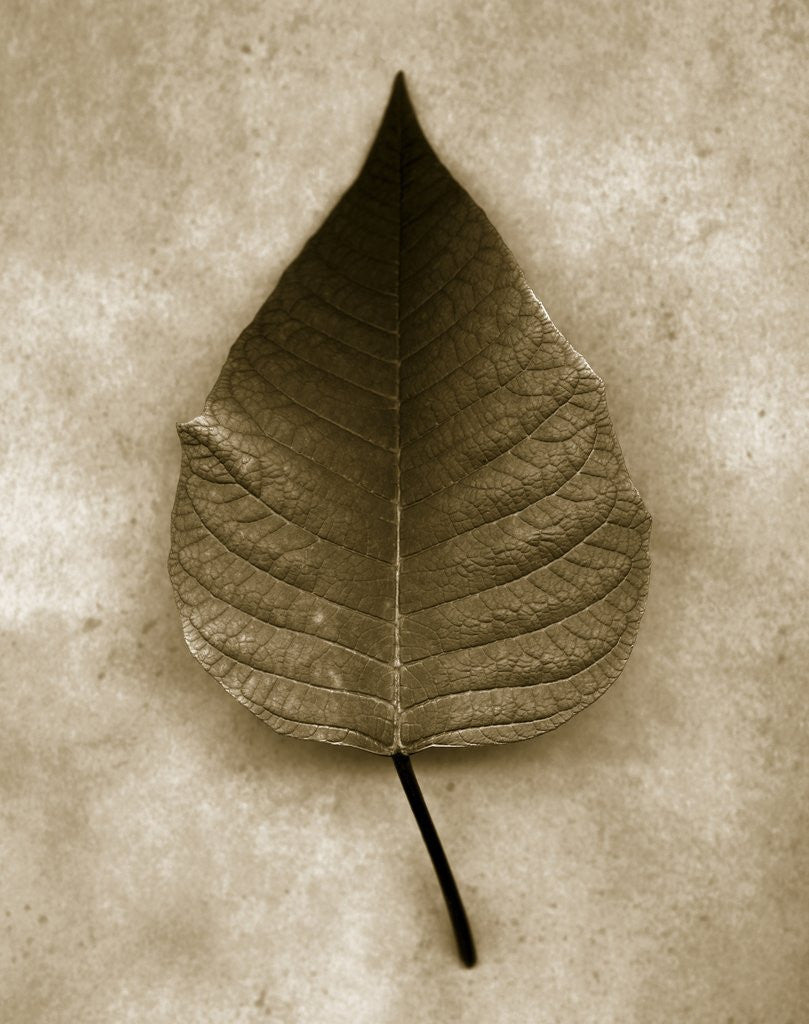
[{"left": 2, "top": 2, "right": 807, "bottom": 1021}]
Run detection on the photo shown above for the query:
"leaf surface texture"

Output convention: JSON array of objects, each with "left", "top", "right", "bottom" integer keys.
[{"left": 169, "top": 75, "right": 651, "bottom": 755}]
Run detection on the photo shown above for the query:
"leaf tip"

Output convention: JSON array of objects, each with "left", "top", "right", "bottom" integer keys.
[{"left": 386, "top": 69, "right": 414, "bottom": 116}]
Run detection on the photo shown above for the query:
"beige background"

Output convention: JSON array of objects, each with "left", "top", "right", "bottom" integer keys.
[{"left": 2, "top": 1, "right": 807, "bottom": 1021}]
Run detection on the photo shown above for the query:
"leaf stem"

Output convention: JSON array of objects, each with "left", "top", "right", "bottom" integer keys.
[{"left": 392, "top": 753, "right": 477, "bottom": 967}]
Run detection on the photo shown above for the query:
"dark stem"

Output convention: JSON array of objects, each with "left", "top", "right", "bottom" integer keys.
[{"left": 392, "top": 753, "right": 477, "bottom": 967}]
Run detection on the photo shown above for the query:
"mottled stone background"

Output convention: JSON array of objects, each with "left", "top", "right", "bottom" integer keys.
[{"left": 2, "top": 2, "right": 807, "bottom": 1021}]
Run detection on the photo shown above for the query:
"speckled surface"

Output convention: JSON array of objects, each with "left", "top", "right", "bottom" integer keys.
[{"left": 2, "top": 2, "right": 807, "bottom": 1022}]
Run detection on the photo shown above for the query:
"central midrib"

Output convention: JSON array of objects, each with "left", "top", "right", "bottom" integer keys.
[{"left": 392, "top": 86, "right": 403, "bottom": 752}]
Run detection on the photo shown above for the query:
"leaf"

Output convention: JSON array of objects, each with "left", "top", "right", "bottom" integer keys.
[{"left": 168, "top": 73, "right": 651, "bottom": 758}]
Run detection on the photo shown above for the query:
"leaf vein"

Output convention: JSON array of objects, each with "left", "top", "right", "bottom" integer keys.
[
  {"left": 403, "top": 631, "right": 625, "bottom": 711},
  {"left": 241, "top": 343, "right": 397, "bottom": 455},
  {"left": 402, "top": 555, "right": 635, "bottom": 666},
  {"left": 176, "top": 548, "right": 391, "bottom": 665},
  {"left": 183, "top": 430, "right": 393, "bottom": 565}
]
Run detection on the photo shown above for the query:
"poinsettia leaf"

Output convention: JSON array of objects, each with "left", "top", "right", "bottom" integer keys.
[{"left": 168, "top": 73, "right": 651, "bottom": 756}]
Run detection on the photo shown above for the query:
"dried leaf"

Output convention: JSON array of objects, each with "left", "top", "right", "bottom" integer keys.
[{"left": 168, "top": 74, "right": 651, "bottom": 757}]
